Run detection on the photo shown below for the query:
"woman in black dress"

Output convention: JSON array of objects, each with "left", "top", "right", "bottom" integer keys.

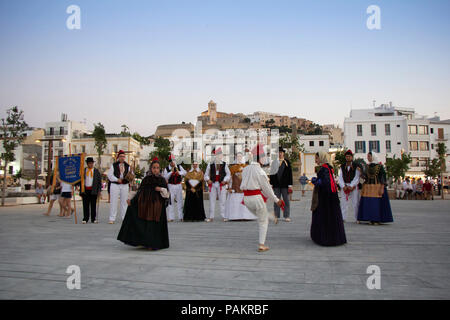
[
  {"left": 183, "top": 161, "right": 206, "bottom": 221},
  {"left": 310, "top": 152, "right": 347, "bottom": 246},
  {"left": 117, "top": 158, "right": 170, "bottom": 250}
]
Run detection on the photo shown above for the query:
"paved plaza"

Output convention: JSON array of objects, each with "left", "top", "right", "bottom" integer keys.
[{"left": 0, "top": 193, "right": 449, "bottom": 300}]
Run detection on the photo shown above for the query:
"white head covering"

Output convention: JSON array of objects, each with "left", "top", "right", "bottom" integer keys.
[
  {"left": 316, "top": 151, "right": 329, "bottom": 165},
  {"left": 368, "top": 152, "right": 379, "bottom": 164}
]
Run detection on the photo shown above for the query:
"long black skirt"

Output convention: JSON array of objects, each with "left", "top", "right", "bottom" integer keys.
[
  {"left": 117, "top": 202, "right": 169, "bottom": 250},
  {"left": 310, "top": 190, "right": 347, "bottom": 246},
  {"left": 183, "top": 190, "right": 206, "bottom": 221}
]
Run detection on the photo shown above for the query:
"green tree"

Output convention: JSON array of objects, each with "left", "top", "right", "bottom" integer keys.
[
  {"left": 385, "top": 153, "right": 412, "bottom": 181},
  {"left": 134, "top": 164, "right": 144, "bottom": 179},
  {"left": 149, "top": 137, "right": 171, "bottom": 170},
  {"left": 132, "top": 132, "right": 150, "bottom": 146},
  {"left": 279, "top": 133, "right": 305, "bottom": 164},
  {"left": 92, "top": 122, "right": 107, "bottom": 169},
  {"left": 424, "top": 158, "right": 441, "bottom": 179},
  {"left": 120, "top": 124, "right": 131, "bottom": 137},
  {"left": 1, "top": 106, "right": 28, "bottom": 206},
  {"left": 436, "top": 142, "right": 447, "bottom": 199},
  {"left": 199, "top": 160, "right": 208, "bottom": 173}
]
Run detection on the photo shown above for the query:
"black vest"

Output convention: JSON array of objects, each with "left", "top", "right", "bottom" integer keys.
[
  {"left": 341, "top": 162, "right": 356, "bottom": 184},
  {"left": 113, "top": 161, "right": 130, "bottom": 183},
  {"left": 210, "top": 163, "right": 226, "bottom": 182},
  {"left": 167, "top": 165, "right": 183, "bottom": 184}
]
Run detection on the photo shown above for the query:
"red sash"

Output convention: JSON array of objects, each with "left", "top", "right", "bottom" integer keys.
[{"left": 242, "top": 189, "right": 268, "bottom": 202}]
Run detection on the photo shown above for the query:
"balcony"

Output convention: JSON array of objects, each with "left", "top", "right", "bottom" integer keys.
[{"left": 436, "top": 134, "right": 449, "bottom": 141}]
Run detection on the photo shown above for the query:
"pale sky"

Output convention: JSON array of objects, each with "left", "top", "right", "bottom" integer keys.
[{"left": 1, "top": 0, "right": 449, "bottom": 136}]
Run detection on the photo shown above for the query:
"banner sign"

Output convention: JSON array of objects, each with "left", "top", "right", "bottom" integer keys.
[{"left": 53, "top": 154, "right": 86, "bottom": 191}]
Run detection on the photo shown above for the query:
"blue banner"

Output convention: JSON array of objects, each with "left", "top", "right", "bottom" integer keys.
[{"left": 57, "top": 154, "right": 84, "bottom": 185}]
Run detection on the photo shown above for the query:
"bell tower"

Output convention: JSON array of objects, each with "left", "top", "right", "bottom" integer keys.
[{"left": 208, "top": 100, "right": 217, "bottom": 124}]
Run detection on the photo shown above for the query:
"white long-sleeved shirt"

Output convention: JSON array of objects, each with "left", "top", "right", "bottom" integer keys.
[
  {"left": 204, "top": 162, "right": 231, "bottom": 184},
  {"left": 338, "top": 165, "right": 360, "bottom": 188},
  {"left": 107, "top": 163, "right": 133, "bottom": 183},
  {"left": 240, "top": 162, "right": 279, "bottom": 203},
  {"left": 163, "top": 163, "right": 187, "bottom": 183}
]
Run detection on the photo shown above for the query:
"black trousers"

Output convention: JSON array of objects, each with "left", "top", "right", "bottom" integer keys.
[{"left": 82, "top": 190, "right": 98, "bottom": 222}]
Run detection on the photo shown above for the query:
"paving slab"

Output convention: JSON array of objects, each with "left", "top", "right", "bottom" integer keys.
[{"left": 0, "top": 194, "right": 449, "bottom": 299}]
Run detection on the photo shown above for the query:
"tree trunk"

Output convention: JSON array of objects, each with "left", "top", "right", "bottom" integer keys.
[{"left": 2, "top": 160, "right": 8, "bottom": 206}]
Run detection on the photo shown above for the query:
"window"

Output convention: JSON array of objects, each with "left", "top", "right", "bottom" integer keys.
[
  {"left": 430, "top": 128, "right": 434, "bottom": 134},
  {"left": 408, "top": 125, "right": 418, "bottom": 135},
  {"left": 357, "top": 125, "right": 363, "bottom": 136},
  {"left": 419, "top": 157, "right": 429, "bottom": 167},
  {"left": 385, "top": 124, "right": 391, "bottom": 136},
  {"left": 419, "top": 141, "right": 429, "bottom": 151},
  {"left": 431, "top": 144, "right": 434, "bottom": 150},
  {"left": 386, "top": 140, "right": 391, "bottom": 153},
  {"left": 113, "top": 145, "right": 118, "bottom": 153},
  {"left": 309, "top": 141, "right": 314, "bottom": 147},
  {"left": 58, "top": 150, "right": 63, "bottom": 157},
  {"left": 49, "top": 127, "right": 54, "bottom": 135},
  {"left": 59, "top": 126, "right": 64, "bottom": 135},
  {"left": 369, "top": 141, "right": 380, "bottom": 153},
  {"left": 8, "top": 166, "right": 13, "bottom": 174},
  {"left": 73, "top": 146, "right": 77, "bottom": 153},
  {"left": 397, "top": 124, "right": 400, "bottom": 128},
  {"left": 409, "top": 141, "right": 418, "bottom": 151},
  {"left": 371, "top": 124, "right": 377, "bottom": 136},
  {"left": 81, "top": 145, "right": 86, "bottom": 153},
  {"left": 355, "top": 141, "right": 366, "bottom": 153},
  {"left": 411, "top": 157, "right": 419, "bottom": 167},
  {"left": 419, "top": 125, "right": 428, "bottom": 135},
  {"left": 319, "top": 141, "right": 324, "bottom": 147},
  {"left": 438, "top": 128, "right": 444, "bottom": 139}
]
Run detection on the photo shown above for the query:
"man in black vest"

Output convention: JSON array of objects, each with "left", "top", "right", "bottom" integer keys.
[
  {"left": 338, "top": 149, "right": 361, "bottom": 222},
  {"left": 163, "top": 154, "right": 186, "bottom": 222},
  {"left": 107, "top": 150, "right": 132, "bottom": 224},
  {"left": 269, "top": 147, "right": 293, "bottom": 222},
  {"left": 205, "top": 147, "right": 231, "bottom": 222},
  {"left": 80, "top": 157, "right": 102, "bottom": 224}
]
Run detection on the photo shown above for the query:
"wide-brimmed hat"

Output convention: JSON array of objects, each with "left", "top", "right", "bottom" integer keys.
[{"left": 86, "top": 157, "right": 95, "bottom": 163}]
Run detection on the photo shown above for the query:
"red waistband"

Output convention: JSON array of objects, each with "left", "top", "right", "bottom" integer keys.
[
  {"left": 85, "top": 186, "right": 92, "bottom": 190},
  {"left": 243, "top": 190, "right": 267, "bottom": 202}
]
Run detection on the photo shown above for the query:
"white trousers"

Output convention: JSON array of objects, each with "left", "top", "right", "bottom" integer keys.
[
  {"left": 340, "top": 189, "right": 360, "bottom": 221},
  {"left": 209, "top": 182, "right": 227, "bottom": 219},
  {"left": 168, "top": 184, "right": 183, "bottom": 220},
  {"left": 109, "top": 183, "right": 129, "bottom": 222},
  {"left": 396, "top": 189, "right": 405, "bottom": 198},
  {"left": 243, "top": 195, "right": 269, "bottom": 245}
]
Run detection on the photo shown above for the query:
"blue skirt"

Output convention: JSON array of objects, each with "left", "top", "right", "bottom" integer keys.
[{"left": 357, "top": 187, "right": 393, "bottom": 223}]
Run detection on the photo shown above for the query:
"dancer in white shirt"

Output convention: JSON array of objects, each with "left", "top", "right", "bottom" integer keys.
[
  {"left": 163, "top": 154, "right": 187, "bottom": 222},
  {"left": 204, "top": 147, "right": 231, "bottom": 222},
  {"left": 338, "top": 150, "right": 361, "bottom": 222},
  {"left": 107, "top": 150, "right": 132, "bottom": 224},
  {"left": 241, "top": 144, "right": 284, "bottom": 252}
]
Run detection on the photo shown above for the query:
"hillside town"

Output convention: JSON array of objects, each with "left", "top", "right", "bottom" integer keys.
[{"left": 1, "top": 99, "right": 449, "bottom": 202}]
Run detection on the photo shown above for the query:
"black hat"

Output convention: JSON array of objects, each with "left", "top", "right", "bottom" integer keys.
[
  {"left": 279, "top": 147, "right": 285, "bottom": 153},
  {"left": 86, "top": 157, "right": 95, "bottom": 163}
]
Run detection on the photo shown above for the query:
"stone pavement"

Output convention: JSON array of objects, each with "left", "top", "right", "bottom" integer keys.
[{"left": 0, "top": 193, "right": 449, "bottom": 300}]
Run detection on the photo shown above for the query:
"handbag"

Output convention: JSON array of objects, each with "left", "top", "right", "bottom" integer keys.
[{"left": 361, "top": 183, "right": 384, "bottom": 198}]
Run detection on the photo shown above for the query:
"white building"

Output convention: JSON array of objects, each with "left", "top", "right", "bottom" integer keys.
[
  {"left": 71, "top": 135, "right": 142, "bottom": 174},
  {"left": 429, "top": 118, "right": 450, "bottom": 179},
  {"left": 298, "top": 135, "right": 331, "bottom": 177},
  {"left": 40, "top": 114, "right": 89, "bottom": 176},
  {"left": 344, "top": 102, "right": 445, "bottom": 177}
]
